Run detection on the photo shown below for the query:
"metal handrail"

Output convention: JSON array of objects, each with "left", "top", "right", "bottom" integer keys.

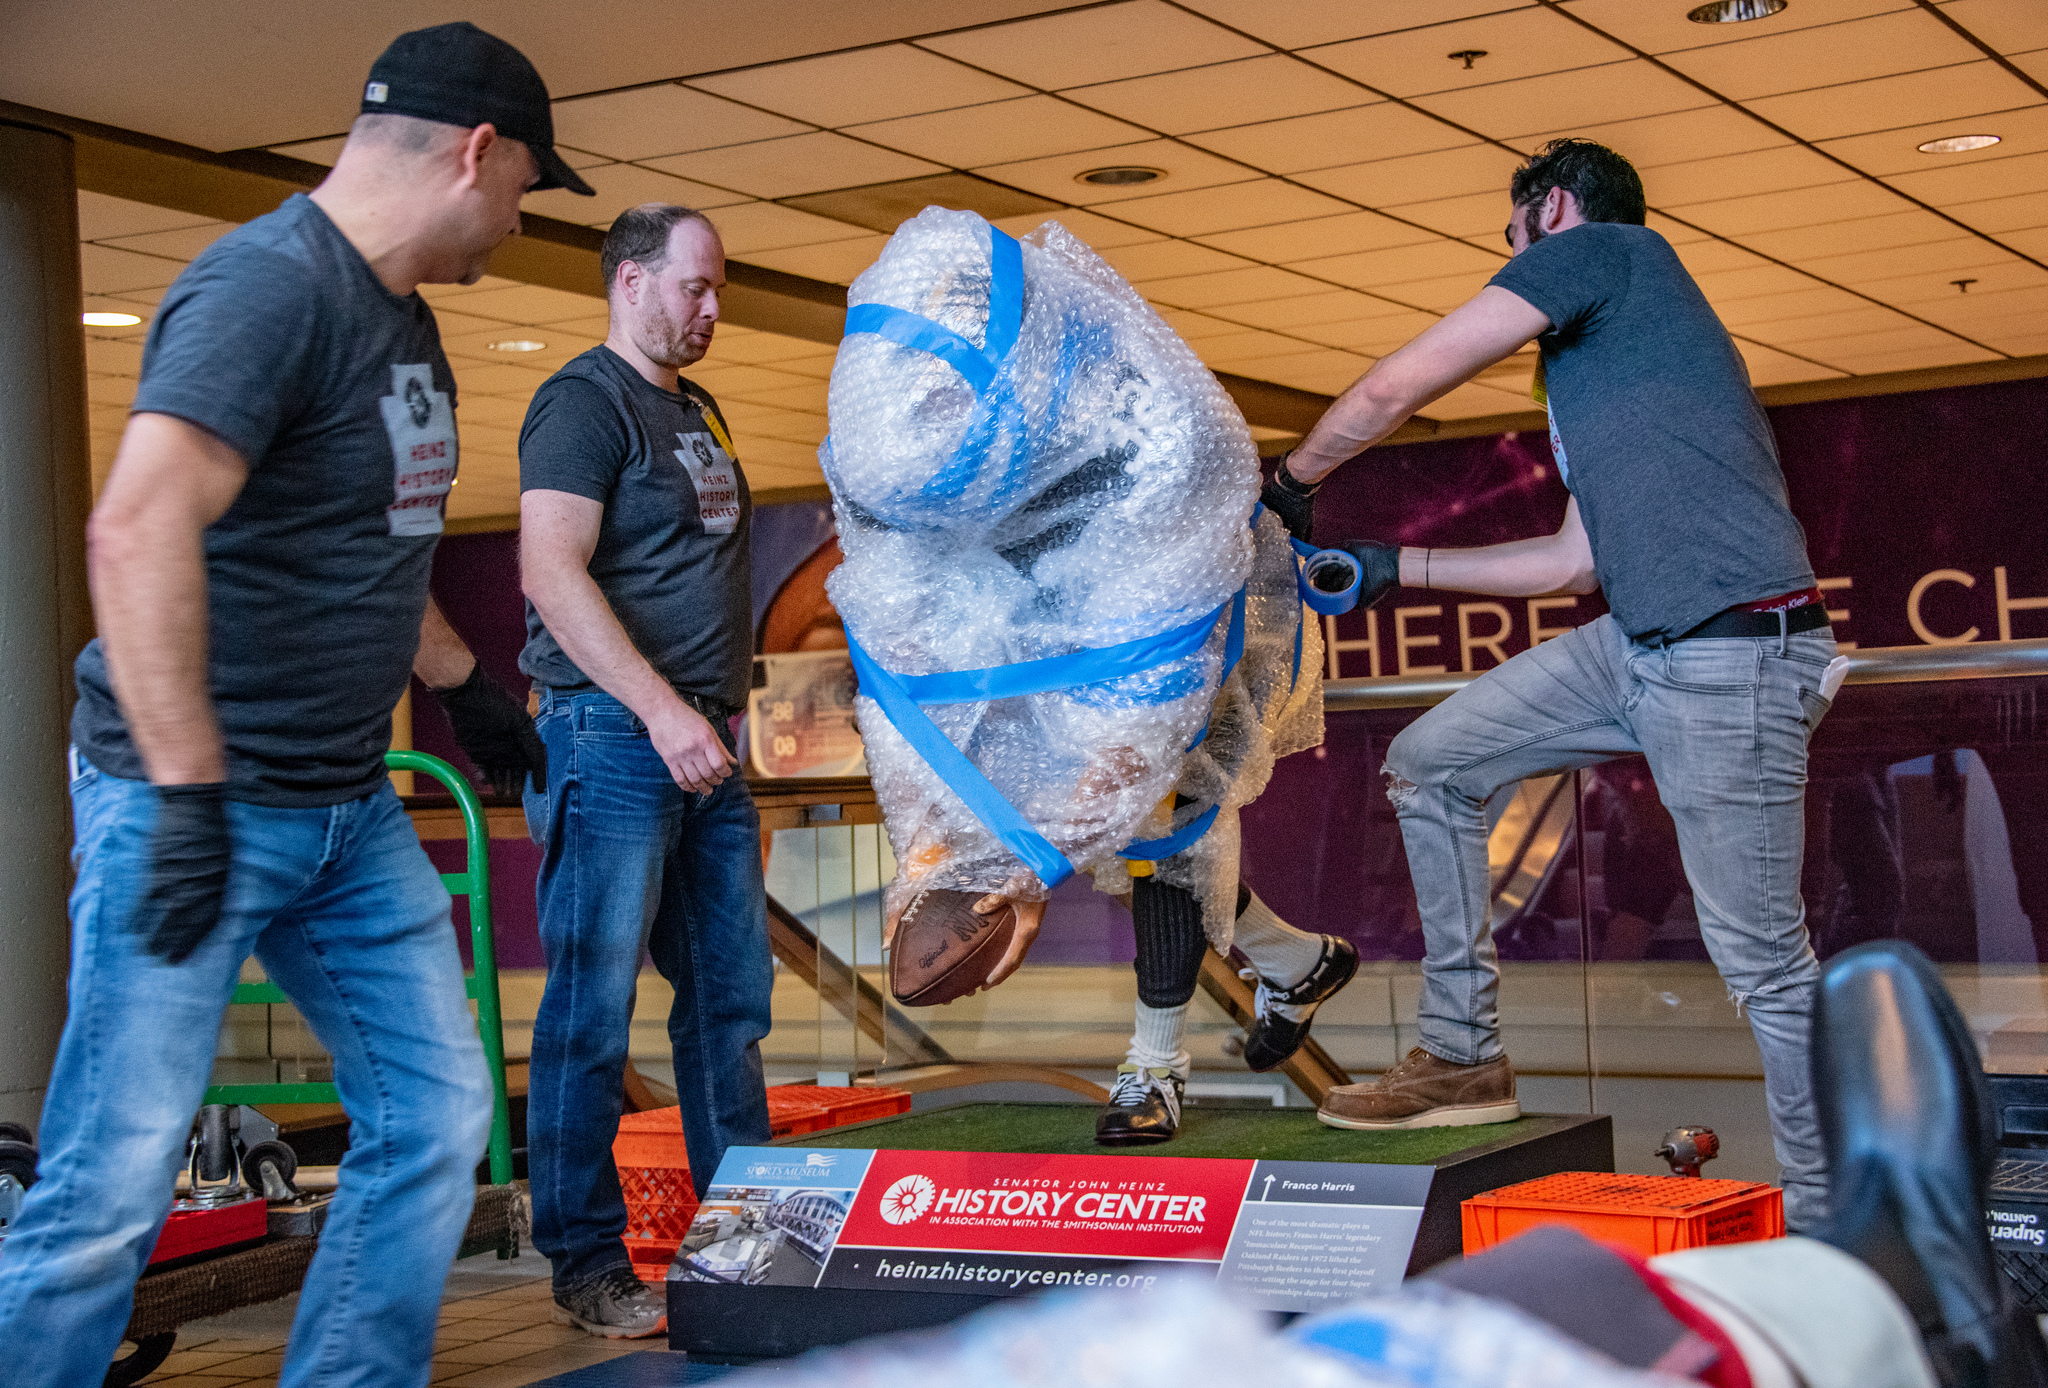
[{"left": 1324, "top": 637, "right": 2048, "bottom": 712}]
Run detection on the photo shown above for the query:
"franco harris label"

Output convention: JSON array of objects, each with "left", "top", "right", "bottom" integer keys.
[{"left": 379, "top": 363, "right": 457, "bottom": 537}]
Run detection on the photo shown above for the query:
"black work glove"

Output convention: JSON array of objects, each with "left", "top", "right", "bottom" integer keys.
[
  {"left": 434, "top": 663, "right": 547, "bottom": 796},
  {"left": 1259, "top": 454, "right": 1319, "bottom": 543},
  {"left": 1338, "top": 540, "right": 1402, "bottom": 611},
  {"left": 139, "top": 784, "right": 232, "bottom": 964}
]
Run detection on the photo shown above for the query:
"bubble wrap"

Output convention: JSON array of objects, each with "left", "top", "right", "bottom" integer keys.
[{"left": 824, "top": 208, "right": 1322, "bottom": 942}]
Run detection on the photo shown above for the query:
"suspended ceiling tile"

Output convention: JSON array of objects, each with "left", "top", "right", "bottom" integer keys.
[
  {"left": 435, "top": 283, "right": 607, "bottom": 327},
  {"left": 710, "top": 332, "right": 849, "bottom": 366},
  {"left": 1660, "top": 9, "right": 1984, "bottom": 102},
  {"left": 1884, "top": 147, "right": 2048, "bottom": 207},
  {"left": 95, "top": 222, "right": 235, "bottom": 262},
  {"left": 79, "top": 244, "right": 185, "bottom": 295},
  {"left": 1519, "top": 105, "right": 1787, "bottom": 170},
  {"left": 1064, "top": 55, "right": 1370, "bottom": 136},
  {"left": 1346, "top": 267, "right": 1496, "bottom": 312},
  {"left": 1735, "top": 339, "right": 1848, "bottom": 386},
  {"left": 1926, "top": 0, "right": 2048, "bottom": 58},
  {"left": 1193, "top": 331, "right": 1324, "bottom": 364},
  {"left": 1416, "top": 61, "right": 1710, "bottom": 137},
  {"left": 551, "top": 85, "right": 812, "bottom": 163},
  {"left": 974, "top": 140, "right": 1255, "bottom": 205},
  {"left": 1691, "top": 262, "right": 1828, "bottom": 302},
  {"left": 1105, "top": 179, "right": 1356, "bottom": 237},
  {"left": 1818, "top": 342, "right": 2003, "bottom": 374},
  {"left": 721, "top": 379, "right": 831, "bottom": 414},
  {"left": 1768, "top": 321, "right": 1977, "bottom": 359},
  {"left": 702, "top": 200, "right": 893, "bottom": 255},
  {"left": 1666, "top": 180, "right": 1914, "bottom": 237},
  {"left": 1713, "top": 284, "right": 1872, "bottom": 326},
  {"left": 266, "top": 136, "right": 348, "bottom": 168},
  {"left": 455, "top": 419, "right": 519, "bottom": 452},
  {"left": 686, "top": 44, "right": 1030, "bottom": 128},
  {"left": 1741, "top": 304, "right": 1924, "bottom": 344},
  {"left": 1746, "top": 208, "right": 1978, "bottom": 261},
  {"left": 419, "top": 275, "right": 523, "bottom": 303},
  {"left": 1154, "top": 308, "right": 1248, "bottom": 339},
  {"left": 1294, "top": 309, "right": 1445, "bottom": 353},
  {"left": 84, "top": 338, "right": 144, "bottom": 376},
  {"left": 919, "top": 1, "right": 1265, "bottom": 90},
  {"left": 1178, "top": 0, "right": 1535, "bottom": 52},
  {"left": 441, "top": 330, "right": 604, "bottom": 373},
  {"left": 1183, "top": 102, "right": 1469, "bottom": 175},
  {"left": 1296, "top": 143, "right": 1527, "bottom": 209},
  {"left": 1288, "top": 238, "right": 1504, "bottom": 291},
  {"left": 445, "top": 395, "right": 532, "bottom": 431},
  {"left": 1097, "top": 239, "right": 1255, "bottom": 280},
  {"left": 843, "top": 96, "right": 1150, "bottom": 169},
  {"left": 1381, "top": 189, "right": 1516, "bottom": 241},
  {"left": 80, "top": 298, "right": 156, "bottom": 338},
  {"left": 1001, "top": 208, "right": 1166, "bottom": 249},
  {"left": 1645, "top": 210, "right": 1717, "bottom": 244},
  {"left": 1905, "top": 289, "right": 2048, "bottom": 337},
  {"left": 1792, "top": 234, "right": 2019, "bottom": 285},
  {"left": 1206, "top": 288, "right": 1416, "bottom": 329},
  {"left": 1836, "top": 251, "right": 2048, "bottom": 302},
  {"left": 1815, "top": 104, "right": 2048, "bottom": 178},
  {"left": 687, "top": 362, "right": 828, "bottom": 396},
  {"left": 1673, "top": 238, "right": 1778, "bottom": 279},
  {"left": 86, "top": 374, "right": 137, "bottom": 408},
  {"left": 525, "top": 164, "right": 754, "bottom": 228},
  {"left": 1743, "top": 61, "right": 2040, "bottom": 143},
  {"left": 1641, "top": 146, "right": 1862, "bottom": 208},
  {"left": 1137, "top": 265, "right": 1333, "bottom": 309},
  {"left": 1305, "top": 8, "right": 1636, "bottom": 99},
  {"left": 429, "top": 310, "right": 525, "bottom": 341},
  {"left": 450, "top": 362, "right": 556, "bottom": 397},
  {"left": 737, "top": 235, "right": 891, "bottom": 285},
  {"left": 1195, "top": 209, "right": 1439, "bottom": 262},
  {"left": 1424, "top": 380, "right": 1540, "bottom": 420},
  {"left": 76, "top": 191, "right": 219, "bottom": 242},
  {"left": 646, "top": 132, "right": 944, "bottom": 200},
  {"left": 1562, "top": 0, "right": 1922, "bottom": 58},
  {"left": 755, "top": 350, "right": 837, "bottom": 381}
]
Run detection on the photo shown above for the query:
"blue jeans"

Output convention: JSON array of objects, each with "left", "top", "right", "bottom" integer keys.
[
  {"left": 1384, "top": 614, "right": 1837, "bottom": 1229},
  {"left": 523, "top": 690, "right": 773, "bottom": 1293},
  {"left": 0, "top": 765, "right": 491, "bottom": 1388}
]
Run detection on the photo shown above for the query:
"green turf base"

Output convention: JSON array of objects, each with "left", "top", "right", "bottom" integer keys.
[{"left": 789, "top": 1101, "right": 1545, "bottom": 1164}]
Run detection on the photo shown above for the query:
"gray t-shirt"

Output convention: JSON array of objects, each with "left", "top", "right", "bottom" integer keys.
[
  {"left": 1489, "top": 222, "right": 1815, "bottom": 642},
  {"left": 517, "top": 346, "right": 753, "bottom": 708},
  {"left": 72, "top": 193, "right": 459, "bottom": 806}
]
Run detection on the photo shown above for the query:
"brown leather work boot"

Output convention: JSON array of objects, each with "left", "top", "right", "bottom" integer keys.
[{"left": 1317, "top": 1047, "right": 1520, "bottom": 1130}]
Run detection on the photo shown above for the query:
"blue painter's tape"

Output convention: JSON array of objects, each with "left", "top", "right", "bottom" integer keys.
[
  {"left": 1120, "top": 802, "right": 1223, "bottom": 862},
  {"left": 844, "top": 303, "right": 995, "bottom": 394}
]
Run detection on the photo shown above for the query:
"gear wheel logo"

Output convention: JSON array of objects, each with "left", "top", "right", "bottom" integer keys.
[{"left": 877, "top": 1173, "right": 936, "bottom": 1225}]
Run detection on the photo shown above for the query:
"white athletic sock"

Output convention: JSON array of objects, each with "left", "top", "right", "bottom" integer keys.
[
  {"left": 1233, "top": 889, "right": 1325, "bottom": 989},
  {"left": 1127, "top": 1001, "right": 1191, "bottom": 1078}
]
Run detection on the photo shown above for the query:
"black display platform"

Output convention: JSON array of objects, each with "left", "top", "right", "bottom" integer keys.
[{"left": 664, "top": 1102, "right": 1612, "bottom": 1365}]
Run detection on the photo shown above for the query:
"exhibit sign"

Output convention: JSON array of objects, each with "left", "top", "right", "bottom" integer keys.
[{"left": 674, "top": 1146, "right": 1433, "bottom": 1313}]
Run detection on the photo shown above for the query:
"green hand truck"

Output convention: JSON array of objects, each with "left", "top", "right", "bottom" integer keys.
[{"left": 107, "top": 751, "right": 519, "bottom": 1388}]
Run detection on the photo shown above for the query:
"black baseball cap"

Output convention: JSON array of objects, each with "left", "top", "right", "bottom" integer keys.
[{"left": 360, "top": 22, "right": 593, "bottom": 196}]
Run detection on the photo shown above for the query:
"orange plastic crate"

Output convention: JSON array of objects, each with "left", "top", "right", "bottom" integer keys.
[
  {"left": 613, "top": 1107, "right": 697, "bottom": 1281},
  {"left": 766, "top": 1090, "right": 833, "bottom": 1137},
  {"left": 775, "top": 1084, "right": 912, "bottom": 1129},
  {"left": 1462, "top": 1172, "right": 1783, "bottom": 1257}
]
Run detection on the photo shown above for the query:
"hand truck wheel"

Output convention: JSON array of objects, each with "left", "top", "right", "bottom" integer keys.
[{"left": 103, "top": 1331, "right": 176, "bottom": 1388}]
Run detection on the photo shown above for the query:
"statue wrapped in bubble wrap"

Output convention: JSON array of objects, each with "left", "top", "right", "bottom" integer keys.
[{"left": 825, "top": 209, "right": 1394, "bottom": 1144}]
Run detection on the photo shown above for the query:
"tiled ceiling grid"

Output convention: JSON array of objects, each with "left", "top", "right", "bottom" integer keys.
[{"left": 83, "top": 0, "right": 2048, "bottom": 513}]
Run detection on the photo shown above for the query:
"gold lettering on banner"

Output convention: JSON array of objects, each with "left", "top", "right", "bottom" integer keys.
[
  {"left": 1818, "top": 576, "right": 1855, "bottom": 650},
  {"left": 1908, "top": 569, "right": 1979, "bottom": 645},
  {"left": 1995, "top": 566, "right": 2048, "bottom": 642},
  {"left": 1527, "top": 596, "right": 1579, "bottom": 645},
  {"left": 1458, "top": 602, "right": 1513, "bottom": 671},
  {"left": 1325, "top": 609, "right": 1380, "bottom": 678},
  {"left": 1395, "top": 606, "right": 1445, "bottom": 675}
]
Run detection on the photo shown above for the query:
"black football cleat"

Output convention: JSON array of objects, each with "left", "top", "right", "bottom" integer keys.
[
  {"left": 1243, "top": 935, "right": 1359, "bottom": 1073},
  {"left": 1813, "top": 940, "right": 2048, "bottom": 1388},
  {"left": 1096, "top": 1065, "right": 1184, "bottom": 1146}
]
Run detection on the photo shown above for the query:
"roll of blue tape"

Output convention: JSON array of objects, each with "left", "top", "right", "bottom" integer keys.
[{"left": 1299, "top": 548, "right": 1362, "bottom": 615}]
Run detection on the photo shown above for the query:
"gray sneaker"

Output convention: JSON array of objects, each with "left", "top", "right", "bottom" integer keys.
[{"left": 552, "top": 1265, "right": 667, "bottom": 1339}]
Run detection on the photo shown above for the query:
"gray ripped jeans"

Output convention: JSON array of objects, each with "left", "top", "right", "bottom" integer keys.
[{"left": 1383, "top": 612, "right": 1837, "bottom": 1228}]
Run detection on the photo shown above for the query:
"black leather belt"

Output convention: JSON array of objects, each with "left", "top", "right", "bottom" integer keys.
[
  {"left": 681, "top": 691, "right": 742, "bottom": 723},
  {"left": 1659, "top": 601, "right": 1832, "bottom": 645}
]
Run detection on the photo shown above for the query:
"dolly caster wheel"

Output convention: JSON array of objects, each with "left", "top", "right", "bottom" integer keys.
[
  {"left": 242, "top": 1140, "right": 298, "bottom": 1200},
  {"left": 104, "top": 1332, "right": 175, "bottom": 1388},
  {"left": 0, "top": 1122, "right": 32, "bottom": 1146},
  {"left": 0, "top": 1139, "right": 37, "bottom": 1190}
]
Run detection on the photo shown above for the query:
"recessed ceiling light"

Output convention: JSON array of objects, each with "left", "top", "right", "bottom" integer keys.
[
  {"left": 1686, "top": 0, "right": 1787, "bottom": 22},
  {"left": 1918, "top": 134, "right": 2001, "bottom": 154},
  {"left": 487, "top": 339, "right": 547, "bottom": 352},
  {"left": 81, "top": 311, "right": 142, "bottom": 327},
  {"left": 1077, "top": 166, "right": 1164, "bottom": 187}
]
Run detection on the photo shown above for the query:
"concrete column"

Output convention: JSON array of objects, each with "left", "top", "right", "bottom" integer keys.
[{"left": 0, "top": 122, "right": 94, "bottom": 1133}]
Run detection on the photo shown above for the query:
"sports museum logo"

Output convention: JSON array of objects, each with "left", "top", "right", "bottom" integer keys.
[
  {"left": 740, "top": 1153, "right": 841, "bottom": 1182},
  {"left": 876, "top": 1174, "right": 1213, "bottom": 1227}
]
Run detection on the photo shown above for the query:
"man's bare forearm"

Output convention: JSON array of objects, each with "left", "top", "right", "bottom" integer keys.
[
  {"left": 88, "top": 414, "right": 250, "bottom": 785},
  {"left": 525, "top": 567, "right": 685, "bottom": 722},
  {"left": 414, "top": 597, "right": 478, "bottom": 689}
]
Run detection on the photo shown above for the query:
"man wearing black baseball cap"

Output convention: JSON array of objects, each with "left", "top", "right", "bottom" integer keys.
[{"left": 0, "top": 24, "right": 583, "bottom": 1386}]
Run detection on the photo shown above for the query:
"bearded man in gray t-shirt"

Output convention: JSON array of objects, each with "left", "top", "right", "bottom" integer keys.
[{"left": 1271, "top": 140, "right": 1841, "bottom": 1231}]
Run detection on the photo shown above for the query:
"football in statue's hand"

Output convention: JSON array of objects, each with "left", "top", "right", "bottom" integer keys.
[{"left": 888, "top": 889, "right": 1017, "bottom": 1006}]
